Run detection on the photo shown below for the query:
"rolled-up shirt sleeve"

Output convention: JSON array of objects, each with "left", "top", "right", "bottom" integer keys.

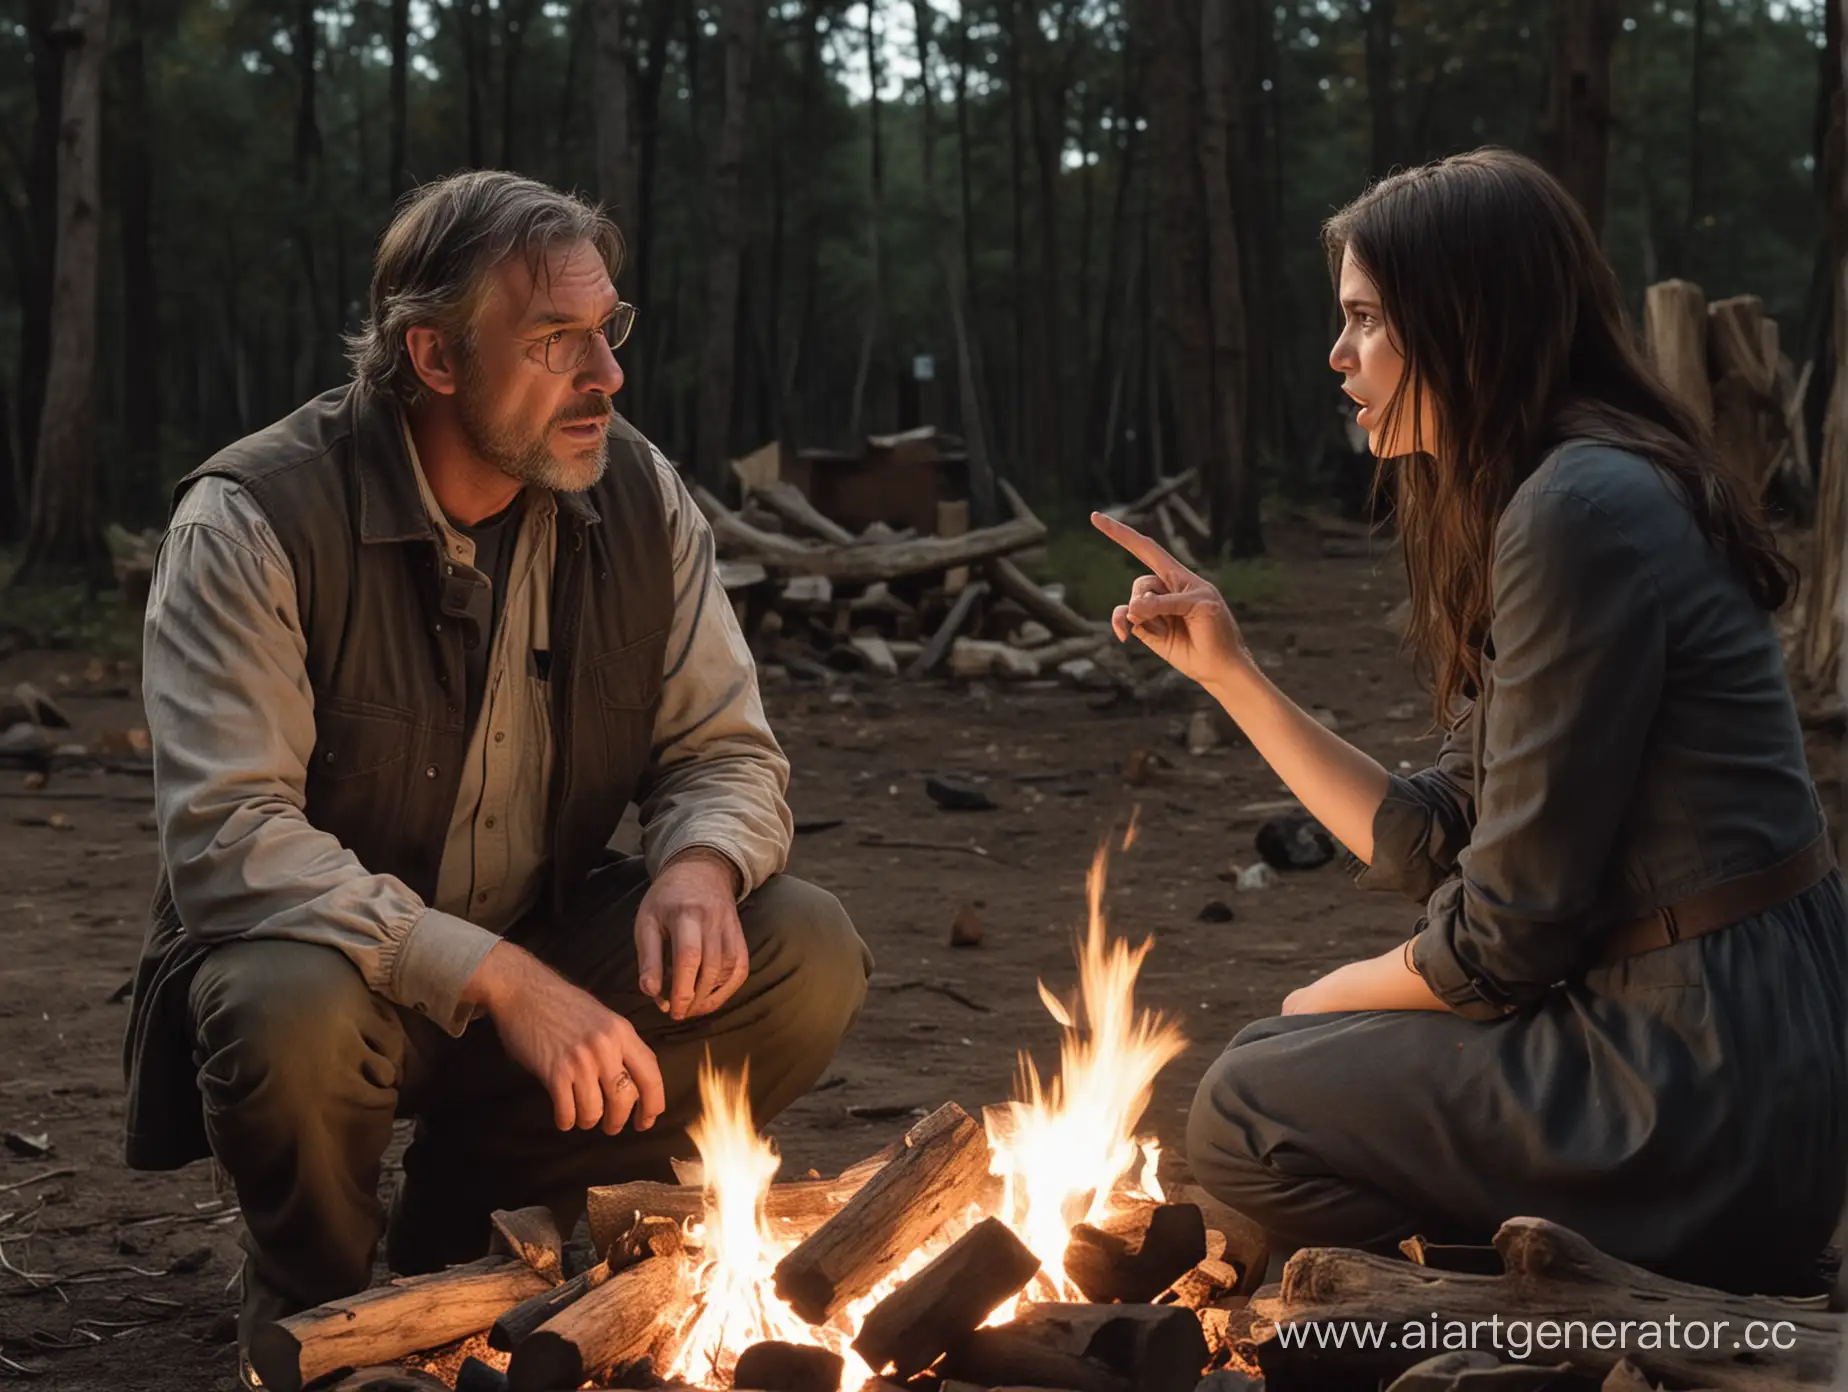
[
  {"left": 1355, "top": 713, "right": 1477, "bottom": 902},
  {"left": 1409, "top": 487, "right": 1666, "bottom": 1020},
  {"left": 145, "top": 480, "right": 499, "bottom": 1034},
  {"left": 635, "top": 446, "right": 794, "bottom": 896}
]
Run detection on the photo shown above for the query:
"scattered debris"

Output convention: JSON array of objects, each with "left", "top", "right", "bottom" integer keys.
[
  {"left": 1254, "top": 813, "right": 1336, "bottom": 871},
  {"left": 1234, "top": 863, "right": 1281, "bottom": 892},
  {"left": 949, "top": 904, "right": 984, "bottom": 948},
  {"left": 13, "top": 811, "right": 72, "bottom": 831},
  {"left": 20, "top": 771, "right": 45, "bottom": 792},
  {"left": 2, "top": 684, "right": 71, "bottom": 731},
  {"left": 3, "top": 1132, "right": 54, "bottom": 1160}
]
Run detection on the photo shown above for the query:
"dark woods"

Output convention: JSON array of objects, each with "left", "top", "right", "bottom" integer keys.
[{"left": 0, "top": 0, "right": 1829, "bottom": 583}]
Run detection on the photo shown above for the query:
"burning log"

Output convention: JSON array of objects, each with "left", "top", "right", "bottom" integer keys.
[
  {"left": 773, "top": 1101, "right": 993, "bottom": 1323},
  {"left": 586, "top": 1175, "right": 869, "bottom": 1257},
  {"left": 1249, "top": 1217, "right": 1839, "bottom": 1391},
  {"left": 454, "top": 1357, "right": 512, "bottom": 1392},
  {"left": 943, "top": 1301, "right": 1208, "bottom": 1392},
  {"left": 731, "top": 1339, "right": 846, "bottom": 1392},
  {"left": 1172, "top": 1185, "right": 1269, "bottom": 1297},
  {"left": 1063, "top": 1202, "right": 1207, "bottom": 1304},
  {"left": 489, "top": 1261, "right": 611, "bottom": 1352},
  {"left": 489, "top": 1206, "right": 564, "bottom": 1283},
  {"left": 851, "top": 1216, "right": 1043, "bottom": 1378},
  {"left": 1160, "top": 1257, "right": 1241, "bottom": 1312},
  {"left": 246, "top": 1256, "right": 553, "bottom": 1392},
  {"left": 505, "top": 1253, "right": 692, "bottom": 1392}
]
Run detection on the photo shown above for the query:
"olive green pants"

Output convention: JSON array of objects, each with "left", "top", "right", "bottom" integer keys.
[{"left": 186, "top": 860, "right": 871, "bottom": 1340}]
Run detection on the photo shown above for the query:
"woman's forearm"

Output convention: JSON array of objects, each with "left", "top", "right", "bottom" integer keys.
[{"left": 1204, "top": 659, "right": 1391, "bottom": 864}]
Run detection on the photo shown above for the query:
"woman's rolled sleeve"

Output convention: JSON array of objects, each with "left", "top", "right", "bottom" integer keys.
[
  {"left": 1407, "top": 484, "right": 1666, "bottom": 1018},
  {"left": 1354, "top": 721, "right": 1477, "bottom": 901}
]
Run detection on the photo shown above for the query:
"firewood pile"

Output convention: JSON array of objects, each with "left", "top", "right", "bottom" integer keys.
[
  {"left": 697, "top": 461, "right": 1215, "bottom": 695},
  {"left": 241, "top": 1102, "right": 1840, "bottom": 1392}
]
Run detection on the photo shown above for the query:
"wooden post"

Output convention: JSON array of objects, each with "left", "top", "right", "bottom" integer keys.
[{"left": 851, "top": 1217, "right": 1042, "bottom": 1378}]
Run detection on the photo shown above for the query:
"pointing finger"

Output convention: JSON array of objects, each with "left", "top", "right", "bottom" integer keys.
[{"left": 1090, "top": 511, "right": 1189, "bottom": 582}]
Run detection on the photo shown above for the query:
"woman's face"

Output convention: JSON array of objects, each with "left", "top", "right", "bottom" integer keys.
[{"left": 1329, "top": 250, "right": 1433, "bottom": 457}]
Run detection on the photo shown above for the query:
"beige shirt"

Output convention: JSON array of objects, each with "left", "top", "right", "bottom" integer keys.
[{"left": 144, "top": 428, "right": 792, "bottom": 1035}]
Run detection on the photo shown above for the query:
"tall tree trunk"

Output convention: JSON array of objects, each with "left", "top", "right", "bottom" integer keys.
[
  {"left": 847, "top": 0, "right": 887, "bottom": 445},
  {"left": 1685, "top": 0, "right": 1708, "bottom": 262},
  {"left": 691, "top": 0, "right": 760, "bottom": 489},
  {"left": 17, "top": 0, "right": 63, "bottom": 482},
  {"left": 1540, "top": 0, "right": 1618, "bottom": 236},
  {"left": 389, "top": 0, "right": 410, "bottom": 197},
  {"left": 16, "top": 0, "right": 113, "bottom": 589},
  {"left": 629, "top": 0, "right": 672, "bottom": 431},
  {"left": 592, "top": 0, "right": 636, "bottom": 243},
  {"left": 293, "top": 0, "right": 324, "bottom": 391},
  {"left": 500, "top": 0, "right": 539, "bottom": 167},
  {"left": 1198, "top": 0, "right": 1253, "bottom": 555},
  {"left": 1004, "top": 0, "right": 1026, "bottom": 464},
  {"left": 458, "top": 0, "right": 487, "bottom": 168},
  {"left": 119, "top": 0, "right": 161, "bottom": 518},
  {"left": 914, "top": 0, "right": 997, "bottom": 522},
  {"left": 779, "top": 0, "right": 824, "bottom": 436},
  {"left": 1360, "top": 0, "right": 1396, "bottom": 176},
  {"left": 0, "top": 370, "right": 17, "bottom": 544}
]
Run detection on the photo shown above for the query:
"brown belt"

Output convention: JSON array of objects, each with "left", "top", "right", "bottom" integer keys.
[{"left": 1598, "top": 831, "right": 1837, "bottom": 964}]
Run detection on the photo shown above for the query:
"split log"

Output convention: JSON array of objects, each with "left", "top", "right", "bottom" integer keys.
[
  {"left": 1249, "top": 1216, "right": 1839, "bottom": 1391},
  {"left": 910, "top": 581, "right": 990, "bottom": 678},
  {"left": 490, "top": 1206, "right": 564, "bottom": 1283},
  {"left": 1160, "top": 1257, "right": 1240, "bottom": 1311},
  {"left": 1643, "top": 279, "right": 1712, "bottom": 424},
  {"left": 454, "top": 1357, "right": 512, "bottom": 1392},
  {"left": 489, "top": 1260, "right": 611, "bottom": 1352},
  {"left": 951, "top": 1302, "right": 1209, "bottom": 1392},
  {"left": 773, "top": 1101, "right": 993, "bottom": 1323},
  {"left": 1708, "top": 295, "right": 1787, "bottom": 498},
  {"left": 1172, "top": 1184, "right": 1270, "bottom": 1296},
  {"left": 852, "top": 1216, "right": 1043, "bottom": 1377},
  {"left": 693, "top": 485, "right": 1046, "bottom": 584},
  {"left": 1020, "top": 634, "right": 1108, "bottom": 668},
  {"left": 732, "top": 1340, "right": 846, "bottom": 1392},
  {"left": 948, "top": 638, "right": 1040, "bottom": 680},
  {"left": 586, "top": 1173, "right": 872, "bottom": 1257},
  {"left": 939, "top": 1328, "right": 1131, "bottom": 1392},
  {"left": 1063, "top": 1203, "right": 1207, "bottom": 1303},
  {"left": 751, "top": 480, "right": 860, "bottom": 546},
  {"left": 247, "top": 1257, "right": 553, "bottom": 1392},
  {"left": 505, "top": 1254, "right": 692, "bottom": 1392},
  {"left": 987, "top": 556, "right": 1094, "bottom": 638}
]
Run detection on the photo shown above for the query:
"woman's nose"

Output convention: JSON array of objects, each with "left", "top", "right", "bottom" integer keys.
[{"left": 1329, "top": 331, "right": 1354, "bottom": 375}]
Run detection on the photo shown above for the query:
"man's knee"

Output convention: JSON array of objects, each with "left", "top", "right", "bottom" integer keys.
[
  {"left": 742, "top": 875, "right": 872, "bottom": 1044},
  {"left": 190, "top": 940, "right": 404, "bottom": 1119}
]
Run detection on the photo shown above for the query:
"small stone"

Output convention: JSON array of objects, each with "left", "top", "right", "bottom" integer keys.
[
  {"left": 1186, "top": 707, "right": 1230, "bottom": 755},
  {"left": 1013, "top": 620, "right": 1053, "bottom": 646},
  {"left": 1236, "top": 862, "right": 1280, "bottom": 892},
  {"left": 1387, "top": 700, "right": 1418, "bottom": 721},
  {"left": 21, "top": 771, "right": 46, "bottom": 791},
  {"left": 3, "top": 1130, "right": 52, "bottom": 1158},
  {"left": 1254, "top": 813, "right": 1336, "bottom": 871},
  {"left": 925, "top": 774, "right": 997, "bottom": 811},
  {"left": 949, "top": 904, "right": 984, "bottom": 947},
  {"left": 1197, "top": 900, "right": 1235, "bottom": 923}
]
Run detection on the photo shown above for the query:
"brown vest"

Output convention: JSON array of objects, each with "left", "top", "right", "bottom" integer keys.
[{"left": 124, "top": 382, "right": 673, "bottom": 1169}]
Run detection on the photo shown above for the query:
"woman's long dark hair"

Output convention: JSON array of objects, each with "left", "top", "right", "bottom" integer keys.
[{"left": 1323, "top": 148, "right": 1795, "bottom": 723}]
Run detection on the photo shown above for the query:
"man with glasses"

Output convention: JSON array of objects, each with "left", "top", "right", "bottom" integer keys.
[{"left": 123, "top": 171, "right": 871, "bottom": 1382}]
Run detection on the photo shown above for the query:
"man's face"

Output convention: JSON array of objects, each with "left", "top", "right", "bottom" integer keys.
[{"left": 453, "top": 239, "right": 625, "bottom": 493}]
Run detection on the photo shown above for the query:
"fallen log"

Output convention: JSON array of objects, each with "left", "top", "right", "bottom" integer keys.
[
  {"left": 750, "top": 480, "right": 860, "bottom": 546},
  {"left": 1064, "top": 1203, "right": 1207, "bottom": 1303},
  {"left": 586, "top": 1174, "right": 871, "bottom": 1257},
  {"left": 489, "top": 1206, "right": 564, "bottom": 1283},
  {"left": 773, "top": 1101, "right": 993, "bottom": 1323},
  {"left": 246, "top": 1257, "right": 553, "bottom": 1392},
  {"left": 950, "top": 1302, "right": 1209, "bottom": 1392},
  {"left": 1249, "top": 1216, "right": 1839, "bottom": 1391},
  {"left": 948, "top": 637, "right": 1040, "bottom": 680},
  {"left": 505, "top": 1254, "right": 691, "bottom": 1392},
  {"left": 732, "top": 1339, "right": 846, "bottom": 1392},
  {"left": 852, "top": 1216, "right": 1043, "bottom": 1378},
  {"left": 489, "top": 1260, "right": 611, "bottom": 1352},
  {"left": 1160, "top": 1257, "right": 1240, "bottom": 1312},
  {"left": 1107, "top": 471, "right": 1200, "bottom": 521},
  {"left": 693, "top": 485, "right": 1046, "bottom": 584},
  {"left": 987, "top": 556, "right": 1094, "bottom": 638},
  {"left": 1019, "top": 633, "right": 1108, "bottom": 668}
]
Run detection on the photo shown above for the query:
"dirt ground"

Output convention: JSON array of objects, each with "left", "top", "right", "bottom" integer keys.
[{"left": 0, "top": 524, "right": 1827, "bottom": 1390}]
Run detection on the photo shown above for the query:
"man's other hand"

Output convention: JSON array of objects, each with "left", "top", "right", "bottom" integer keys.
[
  {"left": 635, "top": 848, "right": 748, "bottom": 1021},
  {"left": 462, "top": 942, "right": 665, "bottom": 1133}
]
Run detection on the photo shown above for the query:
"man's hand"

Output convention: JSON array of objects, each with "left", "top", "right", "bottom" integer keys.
[
  {"left": 636, "top": 848, "right": 749, "bottom": 1021},
  {"left": 463, "top": 942, "right": 665, "bottom": 1133}
]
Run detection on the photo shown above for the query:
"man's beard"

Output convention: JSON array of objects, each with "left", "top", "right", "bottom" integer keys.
[{"left": 455, "top": 361, "right": 611, "bottom": 493}]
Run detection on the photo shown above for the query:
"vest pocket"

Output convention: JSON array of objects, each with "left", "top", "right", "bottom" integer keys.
[
  {"left": 309, "top": 697, "right": 416, "bottom": 780},
  {"left": 589, "top": 629, "right": 669, "bottom": 710}
]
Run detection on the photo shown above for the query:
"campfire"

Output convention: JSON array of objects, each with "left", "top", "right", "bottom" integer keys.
[{"left": 246, "top": 844, "right": 1252, "bottom": 1392}]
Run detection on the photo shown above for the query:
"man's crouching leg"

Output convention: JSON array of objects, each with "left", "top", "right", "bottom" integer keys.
[
  {"left": 390, "top": 867, "right": 872, "bottom": 1271},
  {"left": 189, "top": 940, "right": 409, "bottom": 1344}
]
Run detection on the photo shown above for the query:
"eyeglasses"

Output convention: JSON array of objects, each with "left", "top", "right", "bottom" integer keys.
[{"left": 536, "top": 302, "right": 638, "bottom": 374}]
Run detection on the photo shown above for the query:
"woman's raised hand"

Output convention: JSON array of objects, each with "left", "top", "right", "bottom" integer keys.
[{"left": 1090, "top": 511, "right": 1250, "bottom": 687}]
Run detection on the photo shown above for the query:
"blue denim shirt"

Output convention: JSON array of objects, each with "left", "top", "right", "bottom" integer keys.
[{"left": 1359, "top": 442, "right": 1824, "bottom": 1020}]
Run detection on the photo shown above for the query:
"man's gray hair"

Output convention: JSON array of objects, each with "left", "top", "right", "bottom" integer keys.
[{"left": 346, "top": 170, "right": 624, "bottom": 404}]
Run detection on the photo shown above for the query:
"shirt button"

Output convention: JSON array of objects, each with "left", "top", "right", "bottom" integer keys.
[
  {"left": 424, "top": 765, "right": 439, "bottom": 779},
  {"left": 494, "top": 731, "right": 506, "bottom": 744},
  {"left": 477, "top": 891, "right": 489, "bottom": 904},
  {"left": 484, "top": 816, "right": 496, "bottom": 829}
]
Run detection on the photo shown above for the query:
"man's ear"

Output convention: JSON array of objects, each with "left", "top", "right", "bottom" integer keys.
[{"left": 404, "top": 326, "right": 462, "bottom": 398}]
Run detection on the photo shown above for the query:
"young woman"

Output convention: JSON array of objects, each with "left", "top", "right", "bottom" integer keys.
[{"left": 1096, "top": 148, "right": 1848, "bottom": 1295}]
